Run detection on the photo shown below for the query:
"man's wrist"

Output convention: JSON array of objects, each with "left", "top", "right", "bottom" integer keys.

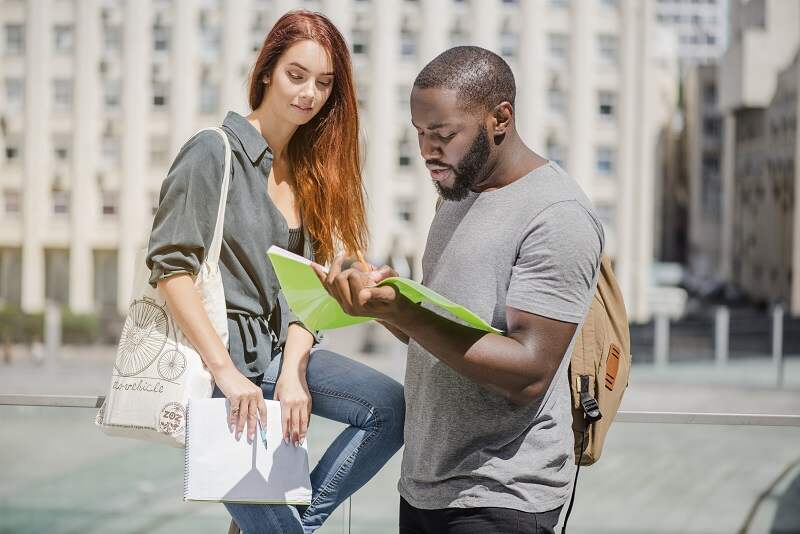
[{"left": 384, "top": 294, "right": 418, "bottom": 330}]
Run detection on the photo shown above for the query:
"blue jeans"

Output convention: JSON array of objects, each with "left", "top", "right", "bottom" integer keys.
[{"left": 212, "top": 348, "right": 405, "bottom": 534}]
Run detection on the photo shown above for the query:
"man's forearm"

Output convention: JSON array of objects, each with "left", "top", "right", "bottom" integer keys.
[{"left": 388, "top": 300, "right": 551, "bottom": 404}]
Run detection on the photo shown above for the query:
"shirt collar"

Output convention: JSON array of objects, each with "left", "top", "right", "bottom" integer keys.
[{"left": 222, "top": 111, "right": 272, "bottom": 164}]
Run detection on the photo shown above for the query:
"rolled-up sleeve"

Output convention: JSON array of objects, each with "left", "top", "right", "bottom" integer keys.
[{"left": 146, "top": 130, "right": 226, "bottom": 287}]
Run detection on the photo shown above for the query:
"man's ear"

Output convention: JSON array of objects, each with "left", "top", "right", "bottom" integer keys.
[{"left": 492, "top": 102, "right": 513, "bottom": 137}]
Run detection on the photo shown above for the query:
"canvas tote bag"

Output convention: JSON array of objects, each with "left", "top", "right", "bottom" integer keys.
[{"left": 96, "top": 127, "right": 232, "bottom": 448}]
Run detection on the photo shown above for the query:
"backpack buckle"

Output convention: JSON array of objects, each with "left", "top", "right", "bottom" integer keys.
[
  {"left": 579, "top": 375, "right": 602, "bottom": 422},
  {"left": 580, "top": 392, "right": 602, "bottom": 422}
]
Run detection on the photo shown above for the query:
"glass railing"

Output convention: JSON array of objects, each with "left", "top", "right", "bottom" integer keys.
[{"left": 1, "top": 400, "right": 798, "bottom": 533}]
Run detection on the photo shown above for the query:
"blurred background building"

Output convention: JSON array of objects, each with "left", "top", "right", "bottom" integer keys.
[
  {"left": 716, "top": 0, "right": 800, "bottom": 315},
  {"left": 1, "top": 0, "right": 798, "bottom": 324}
]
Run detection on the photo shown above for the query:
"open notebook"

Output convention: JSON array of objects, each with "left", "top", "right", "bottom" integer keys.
[
  {"left": 267, "top": 246, "right": 501, "bottom": 334},
  {"left": 184, "top": 398, "right": 312, "bottom": 504}
]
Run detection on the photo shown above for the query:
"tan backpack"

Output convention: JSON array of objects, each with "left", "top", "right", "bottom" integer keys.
[{"left": 569, "top": 254, "right": 631, "bottom": 466}]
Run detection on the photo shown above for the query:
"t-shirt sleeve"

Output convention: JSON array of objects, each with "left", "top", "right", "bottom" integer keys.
[
  {"left": 506, "top": 200, "right": 603, "bottom": 324},
  {"left": 146, "top": 130, "right": 226, "bottom": 287}
]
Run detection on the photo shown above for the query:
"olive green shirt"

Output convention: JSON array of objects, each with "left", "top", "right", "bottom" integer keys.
[{"left": 146, "top": 111, "right": 316, "bottom": 377}]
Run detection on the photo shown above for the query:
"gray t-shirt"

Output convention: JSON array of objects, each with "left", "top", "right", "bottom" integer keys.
[{"left": 398, "top": 161, "right": 604, "bottom": 513}]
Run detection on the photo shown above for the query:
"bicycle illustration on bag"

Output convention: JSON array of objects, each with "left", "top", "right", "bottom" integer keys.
[{"left": 114, "top": 296, "right": 187, "bottom": 382}]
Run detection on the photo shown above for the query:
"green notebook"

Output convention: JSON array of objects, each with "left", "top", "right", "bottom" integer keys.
[{"left": 267, "top": 246, "right": 501, "bottom": 334}]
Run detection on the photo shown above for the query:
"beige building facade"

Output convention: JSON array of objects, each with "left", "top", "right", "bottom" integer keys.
[{"left": 1, "top": 0, "right": 676, "bottom": 322}]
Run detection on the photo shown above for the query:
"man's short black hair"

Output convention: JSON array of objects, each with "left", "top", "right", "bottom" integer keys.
[{"left": 413, "top": 46, "right": 516, "bottom": 112}]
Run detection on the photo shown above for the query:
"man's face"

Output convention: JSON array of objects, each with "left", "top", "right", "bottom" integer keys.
[{"left": 410, "top": 87, "right": 491, "bottom": 201}]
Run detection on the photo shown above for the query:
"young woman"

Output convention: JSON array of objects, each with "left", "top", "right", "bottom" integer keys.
[{"left": 146, "top": 11, "right": 404, "bottom": 534}]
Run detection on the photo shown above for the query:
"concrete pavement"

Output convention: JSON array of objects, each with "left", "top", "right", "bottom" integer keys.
[{"left": 1, "top": 324, "right": 799, "bottom": 533}]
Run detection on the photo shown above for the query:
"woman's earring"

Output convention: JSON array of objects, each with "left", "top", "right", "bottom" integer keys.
[{"left": 263, "top": 77, "right": 269, "bottom": 85}]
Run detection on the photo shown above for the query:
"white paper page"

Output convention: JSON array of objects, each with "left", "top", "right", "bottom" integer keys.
[{"left": 185, "top": 398, "right": 312, "bottom": 504}]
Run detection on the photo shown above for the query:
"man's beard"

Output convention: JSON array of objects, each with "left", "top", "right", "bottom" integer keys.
[{"left": 433, "top": 126, "right": 491, "bottom": 202}]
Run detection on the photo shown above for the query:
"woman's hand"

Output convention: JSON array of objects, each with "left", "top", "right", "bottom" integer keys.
[
  {"left": 274, "top": 371, "right": 312, "bottom": 447},
  {"left": 213, "top": 363, "right": 267, "bottom": 444}
]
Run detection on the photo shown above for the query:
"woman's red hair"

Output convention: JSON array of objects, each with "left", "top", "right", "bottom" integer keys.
[{"left": 249, "top": 10, "right": 367, "bottom": 265}]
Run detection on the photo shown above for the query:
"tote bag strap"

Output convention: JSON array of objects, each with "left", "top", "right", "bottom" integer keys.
[{"left": 198, "top": 126, "right": 233, "bottom": 268}]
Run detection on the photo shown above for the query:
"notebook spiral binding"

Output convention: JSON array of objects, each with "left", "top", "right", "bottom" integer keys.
[{"left": 183, "top": 401, "right": 190, "bottom": 501}]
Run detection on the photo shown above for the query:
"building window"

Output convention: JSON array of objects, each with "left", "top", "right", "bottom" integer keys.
[
  {"left": 152, "top": 81, "right": 169, "bottom": 110},
  {"left": 199, "top": 78, "right": 219, "bottom": 114},
  {"left": 548, "top": 86, "right": 567, "bottom": 115},
  {"left": 596, "top": 146, "right": 615, "bottom": 175},
  {"left": 703, "top": 116, "right": 721, "bottom": 137},
  {"left": 104, "top": 79, "right": 121, "bottom": 110},
  {"left": 153, "top": 23, "right": 170, "bottom": 53},
  {"left": 598, "top": 91, "right": 616, "bottom": 120},
  {"left": 0, "top": 247, "right": 23, "bottom": 306},
  {"left": 101, "top": 190, "right": 118, "bottom": 217},
  {"left": 400, "top": 27, "right": 417, "bottom": 59},
  {"left": 93, "top": 250, "right": 118, "bottom": 310},
  {"left": 595, "top": 202, "right": 615, "bottom": 228},
  {"left": 151, "top": 190, "right": 160, "bottom": 216},
  {"left": 397, "top": 84, "right": 410, "bottom": 108},
  {"left": 398, "top": 135, "right": 413, "bottom": 168},
  {"left": 103, "top": 25, "right": 122, "bottom": 54},
  {"left": 548, "top": 33, "right": 569, "bottom": 64},
  {"left": 351, "top": 29, "right": 368, "bottom": 55},
  {"left": 703, "top": 82, "right": 717, "bottom": 105},
  {"left": 200, "top": 25, "right": 221, "bottom": 62},
  {"left": 53, "top": 137, "right": 70, "bottom": 162},
  {"left": 597, "top": 34, "right": 618, "bottom": 64},
  {"left": 102, "top": 135, "right": 120, "bottom": 166},
  {"left": 52, "top": 189, "right": 70, "bottom": 217},
  {"left": 54, "top": 24, "right": 74, "bottom": 53},
  {"left": 53, "top": 79, "right": 74, "bottom": 113},
  {"left": 396, "top": 198, "right": 414, "bottom": 223},
  {"left": 546, "top": 138, "right": 566, "bottom": 169},
  {"left": 150, "top": 136, "right": 169, "bottom": 167},
  {"left": 45, "top": 249, "right": 70, "bottom": 305},
  {"left": 3, "top": 190, "right": 20, "bottom": 217},
  {"left": 702, "top": 153, "right": 720, "bottom": 175},
  {"left": 450, "top": 17, "right": 469, "bottom": 48},
  {"left": 550, "top": 0, "right": 569, "bottom": 8},
  {"left": 5, "top": 24, "right": 24, "bottom": 55},
  {"left": 600, "top": 0, "right": 618, "bottom": 10},
  {"left": 356, "top": 84, "right": 368, "bottom": 112},
  {"left": 5, "top": 139, "right": 22, "bottom": 163},
  {"left": 500, "top": 26, "right": 518, "bottom": 59},
  {"left": 4, "top": 78, "right": 23, "bottom": 114}
]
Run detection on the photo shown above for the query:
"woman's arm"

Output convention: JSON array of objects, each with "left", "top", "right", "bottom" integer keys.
[
  {"left": 158, "top": 274, "right": 267, "bottom": 443},
  {"left": 274, "top": 323, "right": 315, "bottom": 446}
]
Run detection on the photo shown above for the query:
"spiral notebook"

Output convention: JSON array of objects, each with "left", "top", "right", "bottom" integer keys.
[{"left": 184, "top": 398, "right": 312, "bottom": 504}]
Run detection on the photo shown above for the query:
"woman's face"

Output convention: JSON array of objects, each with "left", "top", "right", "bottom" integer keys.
[{"left": 263, "top": 39, "right": 335, "bottom": 126}]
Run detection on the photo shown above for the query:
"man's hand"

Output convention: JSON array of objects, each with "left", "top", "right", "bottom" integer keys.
[{"left": 311, "top": 255, "right": 405, "bottom": 322}]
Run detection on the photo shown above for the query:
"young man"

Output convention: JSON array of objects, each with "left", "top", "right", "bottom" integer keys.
[{"left": 313, "top": 47, "right": 604, "bottom": 533}]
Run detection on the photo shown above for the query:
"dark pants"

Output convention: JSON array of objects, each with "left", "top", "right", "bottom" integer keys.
[{"left": 399, "top": 497, "right": 561, "bottom": 534}]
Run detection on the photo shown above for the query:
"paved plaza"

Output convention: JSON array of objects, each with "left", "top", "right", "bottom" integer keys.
[{"left": 1, "top": 325, "right": 799, "bottom": 533}]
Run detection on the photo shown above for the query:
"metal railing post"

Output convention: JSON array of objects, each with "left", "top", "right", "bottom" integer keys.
[
  {"left": 44, "top": 302, "right": 62, "bottom": 365},
  {"left": 654, "top": 313, "right": 670, "bottom": 370},
  {"left": 715, "top": 305, "right": 730, "bottom": 367},
  {"left": 773, "top": 305, "right": 785, "bottom": 387}
]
